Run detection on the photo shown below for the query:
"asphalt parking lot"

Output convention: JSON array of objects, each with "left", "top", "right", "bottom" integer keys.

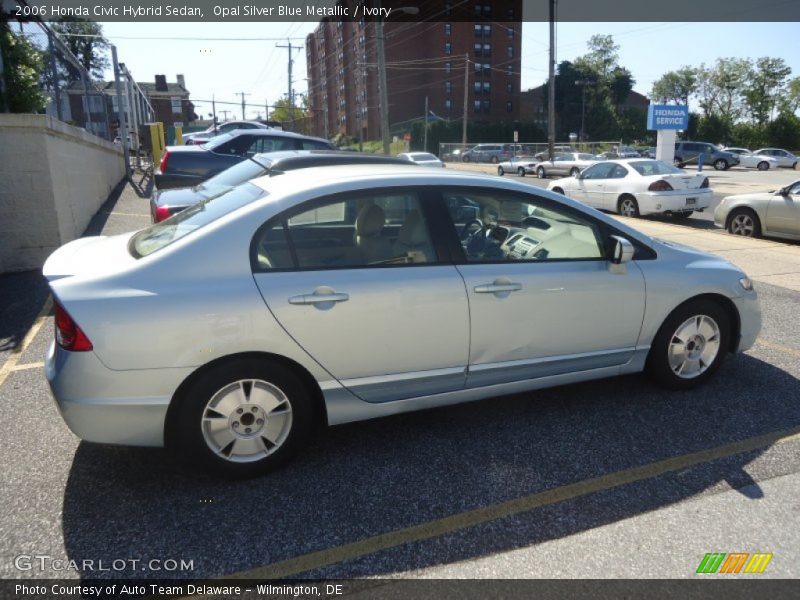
[{"left": 1, "top": 168, "right": 799, "bottom": 582}]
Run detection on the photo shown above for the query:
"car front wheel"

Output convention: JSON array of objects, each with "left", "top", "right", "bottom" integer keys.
[
  {"left": 714, "top": 159, "right": 728, "bottom": 171},
  {"left": 497, "top": 166, "right": 505, "bottom": 176},
  {"left": 646, "top": 300, "right": 730, "bottom": 390},
  {"left": 727, "top": 208, "right": 761, "bottom": 238},
  {"left": 173, "top": 358, "right": 315, "bottom": 478},
  {"left": 518, "top": 167, "right": 526, "bottom": 177},
  {"left": 536, "top": 166, "right": 546, "bottom": 179},
  {"left": 757, "top": 161, "right": 770, "bottom": 171}
]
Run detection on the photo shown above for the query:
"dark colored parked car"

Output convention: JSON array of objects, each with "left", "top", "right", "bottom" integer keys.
[
  {"left": 674, "top": 142, "right": 740, "bottom": 171},
  {"left": 150, "top": 151, "right": 411, "bottom": 222},
  {"left": 154, "top": 130, "right": 335, "bottom": 189}
]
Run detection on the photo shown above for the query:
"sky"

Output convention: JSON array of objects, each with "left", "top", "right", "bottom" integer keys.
[{"left": 89, "top": 21, "right": 800, "bottom": 120}]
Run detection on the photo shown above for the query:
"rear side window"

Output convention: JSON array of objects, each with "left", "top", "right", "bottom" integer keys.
[
  {"left": 301, "top": 139, "right": 335, "bottom": 150},
  {"left": 130, "top": 183, "right": 266, "bottom": 258}
]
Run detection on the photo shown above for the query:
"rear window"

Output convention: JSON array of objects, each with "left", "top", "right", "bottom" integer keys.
[
  {"left": 629, "top": 160, "right": 683, "bottom": 176},
  {"left": 203, "top": 157, "right": 269, "bottom": 188},
  {"left": 201, "top": 132, "right": 236, "bottom": 150},
  {"left": 130, "top": 183, "right": 267, "bottom": 258}
]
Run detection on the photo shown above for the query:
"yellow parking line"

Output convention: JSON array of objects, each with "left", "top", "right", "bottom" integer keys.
[
  {"left": 755, "top": 339, "right": 800, "bottom": 358},
  {"left": 11, "top": 361, "right": 45, "bottom": 372},
  {"left": 223, "top": 427, "right": 800, "bottom": 581},
  {"left": 0, "top": 298, "right": 52, "bottom": 388}
]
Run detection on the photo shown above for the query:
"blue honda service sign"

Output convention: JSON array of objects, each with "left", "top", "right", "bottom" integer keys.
[{"left": 647, "top": 105, "right": 689, "bottom": 130}]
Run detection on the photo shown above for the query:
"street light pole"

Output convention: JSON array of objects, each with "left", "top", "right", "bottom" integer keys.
[
  {"left": 575, "top": 79, "right": 591, "bottom": 143},
  {"left": 547, "top": 0, "right": 556, "bottom": 160}
]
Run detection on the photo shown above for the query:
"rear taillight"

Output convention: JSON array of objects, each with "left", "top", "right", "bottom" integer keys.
[
  {"left": 54, "top": 300, "right": 93, "bottom": 352},
  {"left": 700, "top": 177, "right": 710, "bottom": 188},
  {"left": 155, "top": 206, "right": 173, "bottom": 222},
  {"left": 159, "top": 151, "right": 170, "bottom": 173},
  {"left": 648, "top": 180, "right": 674, "bottom": 192}
]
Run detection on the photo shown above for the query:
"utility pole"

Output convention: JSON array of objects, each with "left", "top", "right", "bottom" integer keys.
[
  {"left": 235, "top": 92, "right": 250, "bottom": 120},
  {"left": 111, "top": 45, "right": 131, "bottom": 179},
  {"left": 576, "top": 79, "right": 591, "bottom": 143},
  {"left": 423, "top": 96, "right": 428, "bottom": 152},
  {"left": 547, "top": 0, "right": 556, "bottom": 160},
  {"left": 265, "top": 98, "right": 270, "bottom": 120},
  {"left": 462, "top": 53, "right": 469, "bottom": 150},
  {"left": 376, "top": 5, "right": 391, "bottom": 155},
  {"left": 277, "top": 40, "right": 302, "bottom": 115}
]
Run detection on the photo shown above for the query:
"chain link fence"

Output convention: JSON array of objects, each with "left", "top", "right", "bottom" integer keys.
[{"left": 438, "top": 141, "right": 630, "bottom": 163}]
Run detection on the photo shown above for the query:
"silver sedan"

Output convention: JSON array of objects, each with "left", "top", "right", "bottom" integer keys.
[
  {"left": 496, "top": 155, "right": 539, "bottom": 177},
  {"left": 44, "top": 165, "right": 761, "bottom": 477},
  {"left": 714, "top": 180, "right": 800, "bottom": 240},
  {"left": 535, "top": 152, "right": 599, "bottom": 178}
]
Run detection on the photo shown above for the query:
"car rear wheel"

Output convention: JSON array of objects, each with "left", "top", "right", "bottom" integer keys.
[
  {"left": 552, "top": 187, "right": 565, "bottom": 195},
  {"left": 518, "top": 167, "right": 526, "bottom": 177},
  {"left": 646, "top": 300, "right": 730, "bottom": 390},
  {"left": 173, "top": 358, "right": 315, "bottom": 478},
  {"left": 497, "top": 166, "right": 505, "bottom": 176},
  {"left": 617, "top": 195, "right": 640, "bottom": 217},
  {"left": 756, "top": 161, "right": 770, "bottom": 171},
  {"left": 714, "top": 159, "right": 728, "bottom": 171},
  {"left": 536, "top": 166, "right": 546, "bottom": 179},
  {"left": 727, "top": 208, "right": 761, "bottom": 238}
]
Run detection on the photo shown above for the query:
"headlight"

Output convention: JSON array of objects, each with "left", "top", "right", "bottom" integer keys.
[{"left": 739, "top": 277, "right": 754, "bottom": 291}]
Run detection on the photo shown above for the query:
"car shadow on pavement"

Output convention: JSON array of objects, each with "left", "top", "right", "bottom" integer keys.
[
  {"left": 61, "top": 353, "right": 799, "bottom": 580},
  {"left": 0, "top": 270, "right": 51, "bottom": 357}
]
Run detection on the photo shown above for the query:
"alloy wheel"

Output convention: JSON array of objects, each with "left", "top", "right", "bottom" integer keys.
[
  {"left": 667, "top": 315, "right": 721, "bottom": 379},
  {"left": 729, "top": 213, "right": 756, "bottom": 236}
]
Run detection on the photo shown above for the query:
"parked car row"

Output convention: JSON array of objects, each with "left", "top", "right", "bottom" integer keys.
[{"left": 45, "top": 156, "right": 761, "bottom": 478}]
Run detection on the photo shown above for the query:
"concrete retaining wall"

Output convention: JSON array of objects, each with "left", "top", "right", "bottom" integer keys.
[{"left": 0, "top": 114, "right": 125, "bottom": 273}]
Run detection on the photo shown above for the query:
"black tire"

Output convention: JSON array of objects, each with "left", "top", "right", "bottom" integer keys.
[
  {"left": 552, "top": 187, "right": 565, "bottom": 195},
  {"left": 714, "top": 159, "right": 728, "bottom": 171},
  {"left": 536, "top": 166, "right": 546, "bottom": 179},
  {"left": 462, "top": 155, "right": 471, "bottom": 163},
  {"left": 672, "top": 211, "right": 693, "bottom": 219},
  {"left": 518, "top": 167, "right": 526, "bottom": 177},
  {"left": 726, "top": 207, "right": 762, "bottom": 238},
  {"left": 757, "top": 161, "right": 770, "bottom": 171},
  {"left": 646, "top": 299, "right": 731, "bottom": 390},
  {"left": 570, "top": 167, "right": 580, "bottom": 177},
  {"left": 173, "top": 358, "right": 315, "bottom": 478},
  {"left": 617, "top": 195, "right": 640, "bottom": 217},
  {"left": 497, "top": 166, "right": 505, "bottom": 176}
]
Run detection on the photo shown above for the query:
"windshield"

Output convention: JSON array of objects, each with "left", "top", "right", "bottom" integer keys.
[
  {"left": 201, "top": 157, "right": 269, "bottom": 188},
  {"left": 130, "top": 183, "right": 266, "bottom": 258},
  {"left": 629, "top": 160, "right": 684, "bottom": 176},
  {"left": 201, "top": 132, "right": 236, "bottom": 150}
]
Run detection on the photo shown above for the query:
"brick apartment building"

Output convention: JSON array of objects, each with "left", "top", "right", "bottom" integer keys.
[{"left": 306, "top": 1, "right": 523, "bottom": 140}]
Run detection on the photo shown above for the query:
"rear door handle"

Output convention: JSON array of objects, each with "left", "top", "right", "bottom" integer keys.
[
  {"left": 474, "top": 282, "right": 522, "bottom": 294},
  {"left": 289, "top": 292, "right": 350, "bottom": 305}
]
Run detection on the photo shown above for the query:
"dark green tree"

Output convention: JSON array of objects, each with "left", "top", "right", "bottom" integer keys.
[
  {"left": 0, "top": 22, "right": 47, "bottom": 113},
  {"left": 51, "top": 19, "right": 109, "bottom": 81}
]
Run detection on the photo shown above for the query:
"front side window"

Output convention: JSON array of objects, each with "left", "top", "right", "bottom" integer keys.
[
  {"left": 441, "top": 189, "right": 604, "bottom": 263},
  {"left": 253, "top": 192, "right": 436, "bottom": 271}
]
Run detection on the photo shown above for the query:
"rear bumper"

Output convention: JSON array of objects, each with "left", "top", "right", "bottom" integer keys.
[
  {"left": 636, "top": 190, "right": 713, "bottom": 215},
  {"left": 45, "top": 341, "right": 192, "bottom": 447}
]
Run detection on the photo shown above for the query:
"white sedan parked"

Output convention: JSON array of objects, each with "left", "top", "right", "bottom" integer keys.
[
  {"left": 497, "top": 155, "right": 539, "bottom": 177},
  {"left": 547, "top": 159, "right": 713, "bottom": 218},
  {"left": 723, "top": 148, "right": 779, "bottom": 171}
]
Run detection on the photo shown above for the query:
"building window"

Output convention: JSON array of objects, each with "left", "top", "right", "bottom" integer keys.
[
  {"left": 483, "top": 43, "right": 491, "bottom": 57},
  {"left": 483, "top": 4, "right": 492, "bottom": 16},
  {"left": 507, "top": 82, "right": 513, "bottom": 93},
  {"left": 445, "top": 62, "right": 452, "bottom": 74},
  {"left": 474, "top": 43, "right": 481, "bottom": 57},
  {"left": 483, "top": 81, "right": 491, "bottom": 92},
  {"left": 170, "top": 97, "right": 182, "bottom": 114},
  {"left": 474, "top": 4, "right": 481, "bottom": 16},
  {"left": 445, "top": 42, "right": 452, "bottom": 55},
  {"left": 507, "top": 101, "right": 513, "bottom": 112},
  {"left": 507, "top": 27, "right": 515, "bottom": 39},
  {"left": 445, "top": 81, "right": 452, "bottom": 94},
  {"left": 474, "top": 81, "right": 481, "bottom": 93},
  {"left": 506, "top": 64, "right": 513, "bottom": 75},
  {"left": 483, "top": 100, "right": 491, "bottom": 112},
  {"left": 507, "top": 46, "right": 514, "bottom": 58},
  {"left": 445, "top": 99, "right": 452, "bottom": 110},
  {"left": 483, "top": 24, "right": 491, "bottom": 37},
  {"left": 474, "top": 24, "right": 482, "bottom": 37},
  {"left": 507, "top": 7, "right": 515, "bottom": 18},
  {"left": 445, "top": 23, "right": 451, "bottom": 36},
  {"left": 474, "top": 100, "right": 481, "bottom": 112},
  {"left": 445, "top": 3, "right": 452, "bottom": 16}
]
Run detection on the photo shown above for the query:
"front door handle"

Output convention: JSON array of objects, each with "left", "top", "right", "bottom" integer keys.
[
  {"left": 289, "top": 288, "right": 350, "bottom": 305},
  {"left": 474, "top": 281, "right": 522, "bottom": 294}
]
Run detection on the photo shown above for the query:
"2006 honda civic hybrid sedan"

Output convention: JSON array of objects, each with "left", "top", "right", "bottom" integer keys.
[{"left": 44, "top": 166, "right": 761, "bottom": 477}]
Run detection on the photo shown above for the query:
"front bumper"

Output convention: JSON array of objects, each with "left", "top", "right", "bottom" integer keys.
[
  {"left": 45, "top": 341, "right": 192, "bottom": 447},
  {"left": 732, "top": 290, "right": 762, "bottom": 353}
]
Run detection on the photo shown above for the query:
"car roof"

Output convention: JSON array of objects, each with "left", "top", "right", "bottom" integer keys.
[
  {"left": 219, "top": 129, "right": 330, "bottom": 143},
  {"left": 251, "top": 150, "right": 410, "bottom": 170}
]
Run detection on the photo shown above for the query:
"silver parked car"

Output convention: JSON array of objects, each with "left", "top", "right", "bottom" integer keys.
[
  {"left": 44, "top": 166, "right": 761, "bottom": 478},
  {"left": 753, "top": 148, "right": 798, "bottom": 169},
  {"left": 535, "top": 152, "right": 598, "bottom": 178},
  {"left": 496, "top": 155, "right": 539, "bottom": 177},
  {"left": 714, "top": 180, "right": 800, "bottom": 240}
]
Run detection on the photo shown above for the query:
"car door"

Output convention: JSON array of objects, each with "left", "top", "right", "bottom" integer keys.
[
  {"left": 766, "top": 182, "right": 800, "bottom": 236},
  {"left": 437, "top": 187, "right": 646, "bottom": 387},
  {"left": 251, "top": 188, "right": 470, "bottom": 404},
  {"left": 574, "top": 162, "right": 616, "bottom": 209}
]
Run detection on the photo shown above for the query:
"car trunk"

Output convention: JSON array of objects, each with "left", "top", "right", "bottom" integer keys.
[{"left": 43, "top": 234, "right": 137, "bottom": 283}]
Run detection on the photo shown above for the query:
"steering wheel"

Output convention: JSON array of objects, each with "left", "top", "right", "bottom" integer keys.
[{"left": 460, "top": 218, "right": 486, "bottom": 255}]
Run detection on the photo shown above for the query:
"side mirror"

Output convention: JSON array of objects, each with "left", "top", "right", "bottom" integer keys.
[{"left": 610, "top": 235, "right": 634, "bottom": 265}]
